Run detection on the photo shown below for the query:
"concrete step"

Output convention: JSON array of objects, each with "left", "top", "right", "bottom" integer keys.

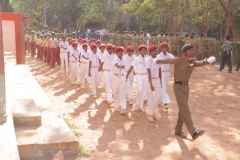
[
  {"left": 15, "top": 126, "right": 78, "bottom": 160},
  {"left": 5, "top": 64, "right": 79, "bottom": 160},
  {"left": 11, "top": 99, "right": 41, "bottom": 127}
]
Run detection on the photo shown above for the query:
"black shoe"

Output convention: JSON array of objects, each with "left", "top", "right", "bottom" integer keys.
[
  {"left": 234, "top": 69, "right": 239, "bottom": 71},
  {"left": 175, "top": 132, "right": 187, "bottom": 138},
  {"left": 192, "top": 130, "right": 204, "bottom": 140},
  {"left": 218, "top": 69, "right": 222, "bottom": 72},
  {"left": 228, "top": 70, "right": 232, "bottom": 73}
]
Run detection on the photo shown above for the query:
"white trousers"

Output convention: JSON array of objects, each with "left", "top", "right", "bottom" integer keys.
[
  {"left": 104, "top": 71, "right": 113, "bottom": 102},
  {"left": 135, "top": 75, "right": 148, "bottom": 108},
  {"left": 126, "top": 72, "right": 134, "bottom": 100},
  {"left": 70, "top": 62, "right": 80, "bottom": 84},
  {"left": 147, "top": 79, "right": 162, "bottom": 115},
  {"left": 80, "top": 63, "right": 89, "bottom": 87},
  {"left": 60, "top": 52, "right": 69, "bottom": 76},
  {"left": 161, "top": 73, "right": 170, "bottom": 104},
  {"left": 90, "top": 68, "right": 100, "bottom": 96},
  {"left": 112, "top": 75, "right": 126, "bottom": 110},
  {"left": 99, "top": 71, "right": 105, "bottom": 88}
]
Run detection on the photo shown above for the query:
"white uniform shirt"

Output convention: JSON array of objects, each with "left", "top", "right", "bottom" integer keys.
[
  {"left": 59, "top": 40, "right": 69, "bottom": 53},
  {"left": 70, "top": 48, "right": 80, "bottom": 62},
  {"left": 97, "top": 50, "right": 106, "bottom": 61},
  {"left": 80, "top": 49, "right": 90, "bottom": 63},
  {"left": 113, "top": 56, "right": 125, "bottom": 76},
  {"left": 89, "top": 52, "right": 100, "bottom": 67},
  {"left": 157, "top": 52, "right": 174, "bottom": 72},
  {"left": 131, "top": 55, "right": 148, "bottom": 74},
  {"left": 102, "top": 52, "right": 115, "bottom": 71},
  {"left": 147, "top": 56, "right": 160, "bottom": 79},
  {"left": 49, "top": 37, "right": 58, "bottom": 48},
  {"left": 124, "top": 54, "right": 135, "bottom": 72}
]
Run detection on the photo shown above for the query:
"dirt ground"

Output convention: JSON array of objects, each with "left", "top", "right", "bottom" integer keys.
[{"left": 5, "top": 53, "right": 240, "bottom": 160}]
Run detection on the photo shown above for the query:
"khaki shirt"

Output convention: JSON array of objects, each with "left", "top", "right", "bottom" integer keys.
[
  {"left": 199, "top": 37, "right": 205, "bottom": 46},
  {"left": 157, "top": 57, "right": 207, "bottom": 82}
]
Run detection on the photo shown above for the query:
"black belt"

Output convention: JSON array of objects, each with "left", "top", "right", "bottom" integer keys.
[{"left": 175, "top": 80, "right": 188, "bottom": 85}]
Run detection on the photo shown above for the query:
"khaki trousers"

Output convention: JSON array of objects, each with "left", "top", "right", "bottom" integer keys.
[{"left": 173, "top": 84, "right": 196, "bottom": 136}]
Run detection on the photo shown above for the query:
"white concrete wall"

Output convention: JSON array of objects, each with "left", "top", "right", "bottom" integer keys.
[{"left": 2, "top": 20, "right": 16, "bottom": 53}]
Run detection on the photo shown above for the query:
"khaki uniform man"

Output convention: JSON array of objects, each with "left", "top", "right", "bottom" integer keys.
[
  {"left": 208, "top": 35, "right": 216, "bottom": 57},
  {"left": 182, "top": 34, "right": 190, "bottom": 44},
  {"left": 116, "top": 33, "right": 121, "bottom": 46},
  {"left": 175, "top": 34, "right": 180, "bottom": 56},
  {"left": 155, "top": 43, "right": 216, "bottom": 140},
  {"left": 140, "top": 34, "right": 147, "bottom": 45},
  {"left": 125, "top": 33, "right": 132, "bottom": 47},
  {"left": 186, "top": 36, "right": 197, "bottom": 57},
  {"left": 162, "top": 33, "right": 169, "bottom": 43},
  {"left": 109, "top": 33, "right": 114, "bottom": 44},
  {"left": 132, "top": 33, "right": 138, "bottom": 50},
  {"left": 122, "top": 32, "right": 126, "bottom": 47},
  {"left": 169, "top": 33, "right": 175, "bottom": 53},
  {"left": 198, "top": 34, "right": 206, "bottom": 60},
  {"left": 152, "top": 34, "right": 158, "bottom": 45}
]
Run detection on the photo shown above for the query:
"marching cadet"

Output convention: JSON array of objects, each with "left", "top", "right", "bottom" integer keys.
[
  {"left": 124, "top": 46, "right": 135, "bottom": 105},
  {"left": 24, "top": 31, "right": 29, "bottom": 54},
  {"left": 80, "top": 43, "right": 90, "bottom": 88},
  {"left": 109, "top": 32, "right": 114, "bottom": 44},
  {"left": 126, "top": 45, "right": 148, "bottom": 112},
  {"left": 198, "top": 33, "right": 206, "bottom": 60},
  {"left": 146, "top": 32, "right": 151, "bottom": 48},
  {"left": 169, "top": 33, "right": 175, "bottom": 54},
  {"left": 44, "top": 33, "right": 51, "bottom": 64},
  {"left": 68, "top": 39, "right": 76, "bottom": 76},
  {"left": 56, "top": 34, "right": 61, "bottom": 65},
  {"left": 88, "top": 43, "right": 101, "bottom": 98},
  {"left": 70, "top": 42, "right": 81, "bottom": 85},
  {"left": 155, "top": 42, "right": 216, "bottom": 140},
  {"left": 112, "top": 47, "right": 127, "bottom": 114},
  {"left": 99, "top": 44, "right": 115, "bottom": 104},
  {"left": 39, "top": 35, "right": 44, "bottom": 60},
  {"left": 186, "top": 35, "right": 198, "bottom": 57},
  {"left": 132, "top": 33, "right": 138, "bottom": 51},
  {"left": 29, "top": 31, "right": 36, "bottom": 58},
  {"left": 49, "top": 33, "right": 58, "bottom": 68},
  {"left": 208, "top": 34, "right": 216, "bottom": 57},
  {"left": 98, "top": 44, "right": 107, "bottom": 88},
  {"left": 150, "top": 33, "right": 154, "bottom": 46},
  {"left": 77, "top": 38, "right": 82, "bottom": 52},
  {"left": 175, "top": 33, "right": 180, "bottom": 56},
  {"left": 146, "top": 45, "right": 162, "bottom": 122},
  {"left": 96, "top": 40, "right": 101, "bottom": 52},
  {"left": 36, "top": 33, "right": 41, "bottom": 59},
  {"left": 162, "top": 33, "right": 169, "bottom": 43},
  {"left": 59, "top": 35, "right": 69, "bottom": 76},
  {"left": 72, "top": 32, "right": 77, "bottom": 41},
  {"left": 152, "top": 33, "right": 158, "bottom": 46},
  {"left": 112, "top": 45, "right": 116, "bottom": 55},
  {"left": 116, "top": 32, "right": 121, "bottom": 46},
  {"left": 182, "top": 34, "right": 189, "bottom": 44},
  {"left": 123, "top": 32, "right": 127, "bottom": 47},
  {"left": 157, "top": 42, "right": 174, "bottom": 110}
]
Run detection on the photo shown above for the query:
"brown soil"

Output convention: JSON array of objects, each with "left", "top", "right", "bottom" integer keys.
[{"left": 6, "top": 53, "right": 240, "bottom": 160}]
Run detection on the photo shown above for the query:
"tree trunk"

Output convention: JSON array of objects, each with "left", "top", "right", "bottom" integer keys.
[
  {"left": 218, "top": 0, "right": 237, "bottom": 41},
  {"left": 220, "top": 22, "right": 223, "bottom": 40},
  {"left": 179, "top": 0, "right": 189, "bottom": 36},
  {"left": 124, "top": 13, "right": 131, "bottom": 32},
  {"left": 224, "top": 19, "right": 230, "bottom": 38},
  {"left": 204, "top": 7, "right": 209, "bottom": 38}
]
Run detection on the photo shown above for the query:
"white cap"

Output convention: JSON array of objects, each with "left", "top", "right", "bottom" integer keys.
[{"left": 207, "top": 56, "right": 216, "bottom": 64}]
